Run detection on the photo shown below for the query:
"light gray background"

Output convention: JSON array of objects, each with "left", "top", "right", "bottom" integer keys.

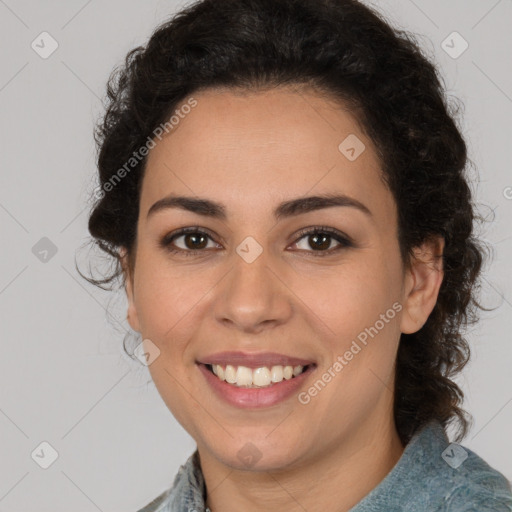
[{"left": 0, "top": 0, "right": 511, "bottom": 510}]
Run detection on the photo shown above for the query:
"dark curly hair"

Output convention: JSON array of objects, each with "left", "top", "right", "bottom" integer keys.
[{"left": 82, "top": 0, "right": 488, "bottom": 445}]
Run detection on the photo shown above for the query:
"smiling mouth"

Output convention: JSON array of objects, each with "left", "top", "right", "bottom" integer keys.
[{"left": 204, "top": 363, "right": 314, "bottom": 388}]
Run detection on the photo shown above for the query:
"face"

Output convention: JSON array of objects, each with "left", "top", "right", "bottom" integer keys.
[{"left": 122, "top": 86, "right": 443, "bottom": 472}]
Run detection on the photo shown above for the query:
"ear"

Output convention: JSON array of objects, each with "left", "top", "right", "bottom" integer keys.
[
  {"left": 120, "top": 247, "right": 141, "bottom": 332},
  {"left": 400, "top": 236, "right": 445, "bottom": 334}
]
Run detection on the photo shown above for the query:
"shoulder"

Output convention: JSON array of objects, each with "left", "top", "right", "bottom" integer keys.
[
  {"left": 404, "top": 421, "right": 512, "bottom": 511},
  {"left": 135, "top": 450, "right": 206, "bottom": 512},
  {"left": 136, "top": 487, "right": 172, "bottom": 512},
  {"left": 353, "top": 420, "right": 512, "bottom": 511},
  {"left": 436, "top": 445, "right": 512, "bottom": 511}
]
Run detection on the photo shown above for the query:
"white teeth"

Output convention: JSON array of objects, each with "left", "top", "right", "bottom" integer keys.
[
  {"left": 225, "top": 364, "right": 237, "bottom": 384},
  {"left": 253, "top": 367, "right": 271, "bottom": 387},
  {"left": 236, "top": 366, "right": 253, "bottom": 386},
  {"left": 210, "top": 364, "right": 306, "bottom": 387},
  {"left": 270, "top": 365, "right": 283, "bottom": 383}
]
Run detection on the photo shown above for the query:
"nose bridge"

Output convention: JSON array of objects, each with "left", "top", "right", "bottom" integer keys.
[{"left": 213, "top": 235, "right": 292, "bottom": 331}]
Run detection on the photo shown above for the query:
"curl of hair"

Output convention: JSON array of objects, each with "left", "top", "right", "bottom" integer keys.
[{"left": 81, "top": 0, "right": 488, "bottom": 444}]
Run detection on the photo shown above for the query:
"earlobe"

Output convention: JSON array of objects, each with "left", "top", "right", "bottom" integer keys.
[
  {"left": 400, "top": 237, "right": 445, "bottom": 335},
  {"left": 120, "top": 247, "right": 141, "bottom": 332}
]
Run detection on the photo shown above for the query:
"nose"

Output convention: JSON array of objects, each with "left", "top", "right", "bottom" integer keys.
[{"left": 212, "top": 243, "right": 293, "bottom": 334}]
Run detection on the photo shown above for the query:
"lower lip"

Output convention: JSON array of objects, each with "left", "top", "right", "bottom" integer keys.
[{"left": 198, "top": 363, "right": 315, "bottom": 409}]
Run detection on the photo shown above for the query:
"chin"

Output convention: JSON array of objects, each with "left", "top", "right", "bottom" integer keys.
[{"left": 206, "top": 434, "right": 308, "bottom": 472}]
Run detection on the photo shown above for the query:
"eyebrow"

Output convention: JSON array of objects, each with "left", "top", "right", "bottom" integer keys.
[{"left": 146, "top": 193, "right": 372, "bottom": 221}]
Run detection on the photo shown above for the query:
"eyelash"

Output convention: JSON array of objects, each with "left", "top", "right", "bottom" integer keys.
[{"left": 159, "top": 226, "right": 354, "bottom": 258}]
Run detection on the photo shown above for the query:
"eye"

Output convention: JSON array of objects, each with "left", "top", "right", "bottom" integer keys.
[
  {"left": 159, "top": 227, "right": 221, "bottom": 256},
  {"left": 159, "top": 226, "right": 354, "bottom": 257},
  {"left": 290, "top": 226, "right": 354, "bottom": 256}
]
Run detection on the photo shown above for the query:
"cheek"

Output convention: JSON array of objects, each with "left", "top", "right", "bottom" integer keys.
[
  {"left": 132, "top": 256, "right": 229, "bottom": 379},
  {"left": 296, "top": 251, "right": 402, "bottom": 402},
  {"left": 296, "top": 261, "right": 401, "bottom": 428},
  {"left": 291, "top": 256, "right": 401, "bottom": 348},
  {"left": 133, "top": 250, "right": 208, "bottom": 337}
]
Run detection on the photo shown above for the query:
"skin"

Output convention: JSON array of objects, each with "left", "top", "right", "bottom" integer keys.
[{"left": 121, "top": 86, "right": 444, "bottom": 512}]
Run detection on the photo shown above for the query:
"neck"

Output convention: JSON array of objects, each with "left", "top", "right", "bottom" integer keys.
[{"left": 199, "top": 413, "right": 404, "bottom": 512}]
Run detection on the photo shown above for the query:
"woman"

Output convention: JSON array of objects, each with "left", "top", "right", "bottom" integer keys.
[{"left": 83, "top": 0, "right": 512, "bottom": 510}]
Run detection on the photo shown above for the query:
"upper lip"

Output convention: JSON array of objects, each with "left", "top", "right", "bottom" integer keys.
[{"left": 197, "top": 351, "right": 315, "bottom": 369}]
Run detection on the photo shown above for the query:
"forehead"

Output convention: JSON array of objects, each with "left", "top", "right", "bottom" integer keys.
[{"left": 140, "top": 87, "right": 394, "bottom": 221}]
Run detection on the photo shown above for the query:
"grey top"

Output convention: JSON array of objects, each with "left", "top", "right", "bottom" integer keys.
[{"left": 137, "top": 420, "right": 512, "bottom": 511}]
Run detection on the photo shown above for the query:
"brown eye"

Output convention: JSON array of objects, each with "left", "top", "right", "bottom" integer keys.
[
  {"left": 305, "top": 233, "right": 332, "bottom": 251},
  {"left": 181, "top": 232, "right": 209, "bottom": 250},
  {"left": 160, "top": 226, "right": 354, "bottom": 258},
  {"left": 160, "top": 227, "right": 219, "bottom": 256},
  {"left": 292, "top": 227, "right": 354, "bottom": 256}
]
